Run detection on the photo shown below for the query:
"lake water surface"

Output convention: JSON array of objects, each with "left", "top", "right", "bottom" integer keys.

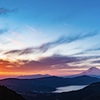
[{"left": 53, "top": 85, "right": 87, "bottom": 93}]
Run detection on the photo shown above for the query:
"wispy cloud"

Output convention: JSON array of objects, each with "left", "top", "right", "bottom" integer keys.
[
  {"left": 0, "top": 28, "right": 8, "bottom": 34},
  {"left": 92, "top": 60, "right": 100, "bottom": 64},
  {"left": 34, "top": 31, "right": 99, "bottom": 53},
  {"left": 5, "top": 47, "right": 33, "bottom": 55},
  {"left": 4, "top": 31, "right": 99, "bottom": 55},
  {"left": 15, "top": 54, "right": 100, "bottom": 71},
  {"left": 0, "top": 7, "right": 16, "bottom": 15},
  {"left": 0, "top": 53, "right": 100, "bottom": 74},
  {"left": 74, "top": 46, "right": 100, "bottom": 55},
  {"left": 39, "top": 54, "right": 80, "bottom": 65}
]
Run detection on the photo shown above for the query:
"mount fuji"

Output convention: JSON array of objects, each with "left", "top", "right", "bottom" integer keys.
[
  {"left": 80, "top": 67, "right": 100, "bottom": 76},
  {"left": 66, "top": 67, "right": 100, "bottom": 78}
]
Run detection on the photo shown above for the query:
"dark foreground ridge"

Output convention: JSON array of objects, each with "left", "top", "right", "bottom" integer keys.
[{"left": 0, "top": 85, "right": 25, "bottom": 100}]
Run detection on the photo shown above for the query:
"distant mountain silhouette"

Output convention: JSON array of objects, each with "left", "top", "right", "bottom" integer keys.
[
  {"left": 80, "top": 67, "right": 100, "bottom": 75},
  {"left": 0, "top": 75, "right": 100, "bottom": 95},
  {"left": 66, "top": 67, "right": 100, "bottom": 78},
  {"left": 25, "top": 82, "right": 100, "bottom": 100},
  {"left": 18, "top": 74, "right": 51, "bottom": 79},
  {"left": 0, "top": 85, "right": 25, "bottom": 100}
]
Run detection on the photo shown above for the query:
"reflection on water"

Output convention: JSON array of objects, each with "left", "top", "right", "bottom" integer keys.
[{"left": 53, "top": 85, "right": 87, "bottom": 93}]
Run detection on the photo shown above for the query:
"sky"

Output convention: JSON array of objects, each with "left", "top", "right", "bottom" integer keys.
[{"left": 0, "top": 0, "right": 100, "bottom": 78}]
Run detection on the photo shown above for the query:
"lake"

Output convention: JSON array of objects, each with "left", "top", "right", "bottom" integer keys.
[{"left": 53, "top": 85, "right": 87, "bottom": 93}]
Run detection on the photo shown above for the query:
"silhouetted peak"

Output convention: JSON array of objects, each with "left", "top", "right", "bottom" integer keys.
[
  {"left": 89, "top": 67, "right": 100, "bottom": 71},
  {"left": 80, "top": 67, "right": 100, "bottom": 75}
]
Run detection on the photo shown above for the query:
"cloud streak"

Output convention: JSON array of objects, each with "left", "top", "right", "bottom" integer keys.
[
  {"left": 4, "top": 31, "right": 99, "bottom": 55},
  {"left": 74, "top": 46, "right": 100, "bottom": 55},
  {"left": 0, "top": 29, "right": 8, "bottom": 34},
  {"left": 0, "top": 53, "right": 100, "bottom": 74},
  {"left": 0, "top": 7, "right": 16, "bottom": 15},
  {"left": 4, "top": 47, "right": 33, "bottom": 55},
  {"left": 21, "top": 54, "right": 100, "bottom": 71}
]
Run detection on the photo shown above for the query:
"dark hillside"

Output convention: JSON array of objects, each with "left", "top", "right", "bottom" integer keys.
[{"left": 0, "top": 85, "right": 25, "bottom": 100}]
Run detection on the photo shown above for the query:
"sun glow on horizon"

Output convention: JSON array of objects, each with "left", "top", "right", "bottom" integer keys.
[{"left": 0, "top": 0, "right": 100, "bottom": 78}]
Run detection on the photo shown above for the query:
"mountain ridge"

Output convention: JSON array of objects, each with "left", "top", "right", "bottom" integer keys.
[
  {"left": 18, "top": 74, "right": 51, "bottom": 79},
  {"left": 0, "top": 75, "right": 100, "bottom": 94}
]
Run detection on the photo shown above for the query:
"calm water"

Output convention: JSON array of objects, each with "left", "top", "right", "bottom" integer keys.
[{"left": 53, "top": 85, "right": 87, "bottom": 93}]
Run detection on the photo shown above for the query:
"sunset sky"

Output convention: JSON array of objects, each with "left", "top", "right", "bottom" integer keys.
[{"left": 0, "top": 0, "right": 100, "bottom": 78}]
